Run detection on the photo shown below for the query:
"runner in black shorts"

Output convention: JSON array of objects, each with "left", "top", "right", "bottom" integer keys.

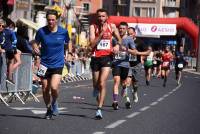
[
  {"left": 127, "top": 27, "right": 150, "bottom": 103},
  {"left": 32, "top": 10, "right": 71, "bottom": 119},
  {"left": 112, "top": 22, "right": 136, "bottom": 110},
  {"left": 175, "top": 46, "right": 186, "bottom": 85},
  {"left": 89, "top": 8, "right": 121, "bottom": 119}
]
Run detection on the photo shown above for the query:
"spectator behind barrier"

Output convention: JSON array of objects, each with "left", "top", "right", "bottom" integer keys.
[{"left": 16, "top": 22, "right": 33, "bottom": 54}]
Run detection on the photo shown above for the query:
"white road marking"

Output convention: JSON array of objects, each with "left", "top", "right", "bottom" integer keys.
[
  {"left": 11, "top": 107, "right": 68, "bottom": 115},
  {"left": 139, "top": 106, "right": 150, "bottom": 111},
  {"left": 163, "top": 94, "right": 169, "bottom": 98},
  {"left": 157, "top": 97, "right": 164, "bottom": 102},
  {"left": 172, "top": 89, "right": 177, "bottom": 92},
  {"left": 105, "top": 120, "right": 126, "bottom": 129},
  {"left": 150, "top": 101, "right": 158, "bottom": 106},
  {"left": 31, "top": 110, "right": 68, "bottom": 115},
  {"left": 126, "top": 112, "right": 140, "bottom": 118},
  {"left": 93, "top": 132, "right": 105, "bottom": 134}
]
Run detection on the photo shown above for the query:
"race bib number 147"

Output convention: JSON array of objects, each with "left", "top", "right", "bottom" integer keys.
[{"left": 97, "top": 40, "right": 110, "bottom": 50}]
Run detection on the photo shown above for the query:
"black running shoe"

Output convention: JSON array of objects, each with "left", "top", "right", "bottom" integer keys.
[
  {"left": 112, "top": 102, "right": 119, "bottom": 110},
  {"left": 45, "top": 108, "right": 52, "bottom": 120},
  {"left": 146, "top": 81, "right": 150, "bottom": 86},
  {"left": 125, "top": 101, "right": 131, "bottom": 109},
  {"left": 163, "top": 82, "right": 166, "bottom": 87}
]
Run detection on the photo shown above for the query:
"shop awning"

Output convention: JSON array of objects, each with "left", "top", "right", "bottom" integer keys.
[{"left": 17, "top": 18, "right": 40, "bottom": 30}]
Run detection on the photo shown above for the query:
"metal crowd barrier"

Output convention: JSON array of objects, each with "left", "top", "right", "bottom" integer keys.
[
  {"left": 0, "top": 53, "right": 39, "bottom": 106},
  {"left": 62, "top": 58, "right": 92, "bottom": 83}
]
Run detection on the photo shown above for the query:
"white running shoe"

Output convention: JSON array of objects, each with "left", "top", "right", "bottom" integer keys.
[
  {"left": 133, "top": 92, "right": 138, "bottom": 103},
  {"left": 95, "top": 109, "right": 103, "bottom": 119}
]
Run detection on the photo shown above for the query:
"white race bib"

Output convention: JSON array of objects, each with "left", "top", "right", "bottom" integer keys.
[
  {"left": 163, "top": 61, "right": 169, "bottom": 67},
  {"left": 114, "top": 52, "right": 126, "bottom": 60},
  {"left": 97, "top": 40, "right": 110, "bottom": 50},
  {"left": 129, "top": 54, "right": 137, "bottom": 61},
  {"left": 178, "top": 63, "right": 183, "bottom": 68},
  {"left": 147, "top": 56, "right": 153, "bottom": 61},
  {"left": 37, "top": 64, "right": 47, "bottom": 77},
  {"left": 153, "top": 60, "right": 157, "bottom": 64}
]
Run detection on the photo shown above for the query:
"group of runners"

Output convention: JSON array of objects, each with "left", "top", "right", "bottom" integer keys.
[
  {"left": 89, "top": 9, "right": 187, "bottom": 119},
  {"left": 1, "top": 8, "right": 186, "bottom": 120}
]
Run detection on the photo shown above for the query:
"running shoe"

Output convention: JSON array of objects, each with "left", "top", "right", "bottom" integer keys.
[
  {"left": 125, "top": 97, "right": 131, "bottom": 109},
  {"left": 133, "top": 92, "right": 139, "bottom": 103},
  {"left": 146, "top": 80, "right": 150, "bottom": 86},
  {"left": 177, "top": 80, "right": 180, "bottom": 85},
  {"left": 112, "top": 102, "right": 119, "bottom": 110},
  {"left": 125, "top": 101, "right": 131, "bottom": 109},
  {"left": 51, "top": 101, "right": 59, "bottom": 116},
  {"left": 45, "top": 108, "right": 52, "bottom": 120},
  {"left": 95, "top": 109, "right": 103, "bottom": 119},
  {"left": 163, "top": 82, "right": 166, "bottom": 87}
]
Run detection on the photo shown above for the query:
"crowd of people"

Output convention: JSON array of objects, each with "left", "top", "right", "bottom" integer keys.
[{"left": 0, "top": 8, "right": 188, "bottom": 120}]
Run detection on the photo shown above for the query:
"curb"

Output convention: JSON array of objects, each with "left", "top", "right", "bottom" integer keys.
[{"left": 183, "top": 68, "right": 200, "bottom": 75}]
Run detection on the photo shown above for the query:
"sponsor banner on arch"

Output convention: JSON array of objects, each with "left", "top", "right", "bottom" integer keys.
[{"left": 128, "top": 23, "right": 177, "bottom": 36}]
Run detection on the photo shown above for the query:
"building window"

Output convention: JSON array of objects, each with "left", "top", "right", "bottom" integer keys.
[
  {"left": 148, "top": 7, "right": 155, "bottom": 17},
  {"left": 133, "top": 0, "right": 156, "bottom": 2},
  {"left": 134, "top": 7, "right": 155, "bottom": 17},
  {"left": 141, "top": 8, "right": 148, "bottom": 17},
  {"left": 83, "top": 3, "right": 90, "bottom": 12},
  {"left": 135, "top": 7, "right": 140, "bottom": 16}
]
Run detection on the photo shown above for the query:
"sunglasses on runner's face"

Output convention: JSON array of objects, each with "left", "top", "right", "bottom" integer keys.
[{"left": 0, "top": 24, "right": 5, "bottom": 28}]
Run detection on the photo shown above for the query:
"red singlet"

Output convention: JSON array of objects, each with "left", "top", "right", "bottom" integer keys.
[{"left": 91, "top": 22, "right": 113, "bottom": 57}]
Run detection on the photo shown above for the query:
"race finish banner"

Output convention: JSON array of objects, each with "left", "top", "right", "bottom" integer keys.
[{"left": 128, "top": 23, "right": 177, "bottom": 36}]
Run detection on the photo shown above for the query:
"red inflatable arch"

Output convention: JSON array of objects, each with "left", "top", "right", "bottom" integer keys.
[{"left": 108, "top": 16, "right": 199, "bottom": 51}]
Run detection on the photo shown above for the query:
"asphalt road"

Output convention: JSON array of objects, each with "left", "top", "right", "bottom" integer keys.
[{"left": 0, "top": 70, "right": 200, "bottom": 134}]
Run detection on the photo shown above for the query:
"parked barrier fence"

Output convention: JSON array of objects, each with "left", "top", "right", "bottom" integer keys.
[
  {"left": 62, "top": 58, "right": 92, "bottom": 83},
  {"left": 0, "top": 53, "right": 39, "bottom": 106}
]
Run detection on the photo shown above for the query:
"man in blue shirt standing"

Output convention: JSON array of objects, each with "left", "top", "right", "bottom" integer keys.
[{"left": 32, "top": 10, "right": 72, "bottom": 119}]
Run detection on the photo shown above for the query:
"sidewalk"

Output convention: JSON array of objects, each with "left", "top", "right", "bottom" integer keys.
[{"left": 184, "top": 68, "right": 200, "bottom": 75}]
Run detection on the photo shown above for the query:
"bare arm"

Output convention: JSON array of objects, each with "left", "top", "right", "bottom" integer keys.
[
  {"left": 127, "top": 48, "right": 151, "bottom": 56},
  {"left": 111, "top": 24, "right": 121, "bottom": 53},
  {"left": 89, "top": 25, "right": 103, "bottom": 49},
  {"left": 32, "top": 41, "right": 40, "bottom": 55},
  {"left": 111, "top": 24, "right": 121, "bottom": 45},
  {"left": 66, "top": 40, "right": 73, "bottom": 61}
]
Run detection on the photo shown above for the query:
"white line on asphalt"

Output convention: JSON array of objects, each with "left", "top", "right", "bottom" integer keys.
[
  {"left": 157, "top": 97, "right": 164, "bottom": 102},
  {"left": 163, "top": 94, "right": 169, "bottom": 98},
  {"left": 102, "top": 83, "right": 182, "bottom": 132},
  {"left": 150, "top": 101, "right": 158, "bottom": 106},
  {"left": 172, "top": 89, "right": 177, "bottom": 92},
  {"left": 31, "top": 110, "right": 68, "bottom": 115},
  {"left": 93, "top": 132, "right": 105, "bottom": 134},
  {"left": 139, "top": 106, "right": 150, "bottom": 111},
  {"left": 11, "top": 107, "right": 68, "bottom": 115},
  {"left": 105, "top": 120, "right": 126, "bottom": 129},
  {"left": 126, "top": 112, "right": 140, "bottom": 118}
]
